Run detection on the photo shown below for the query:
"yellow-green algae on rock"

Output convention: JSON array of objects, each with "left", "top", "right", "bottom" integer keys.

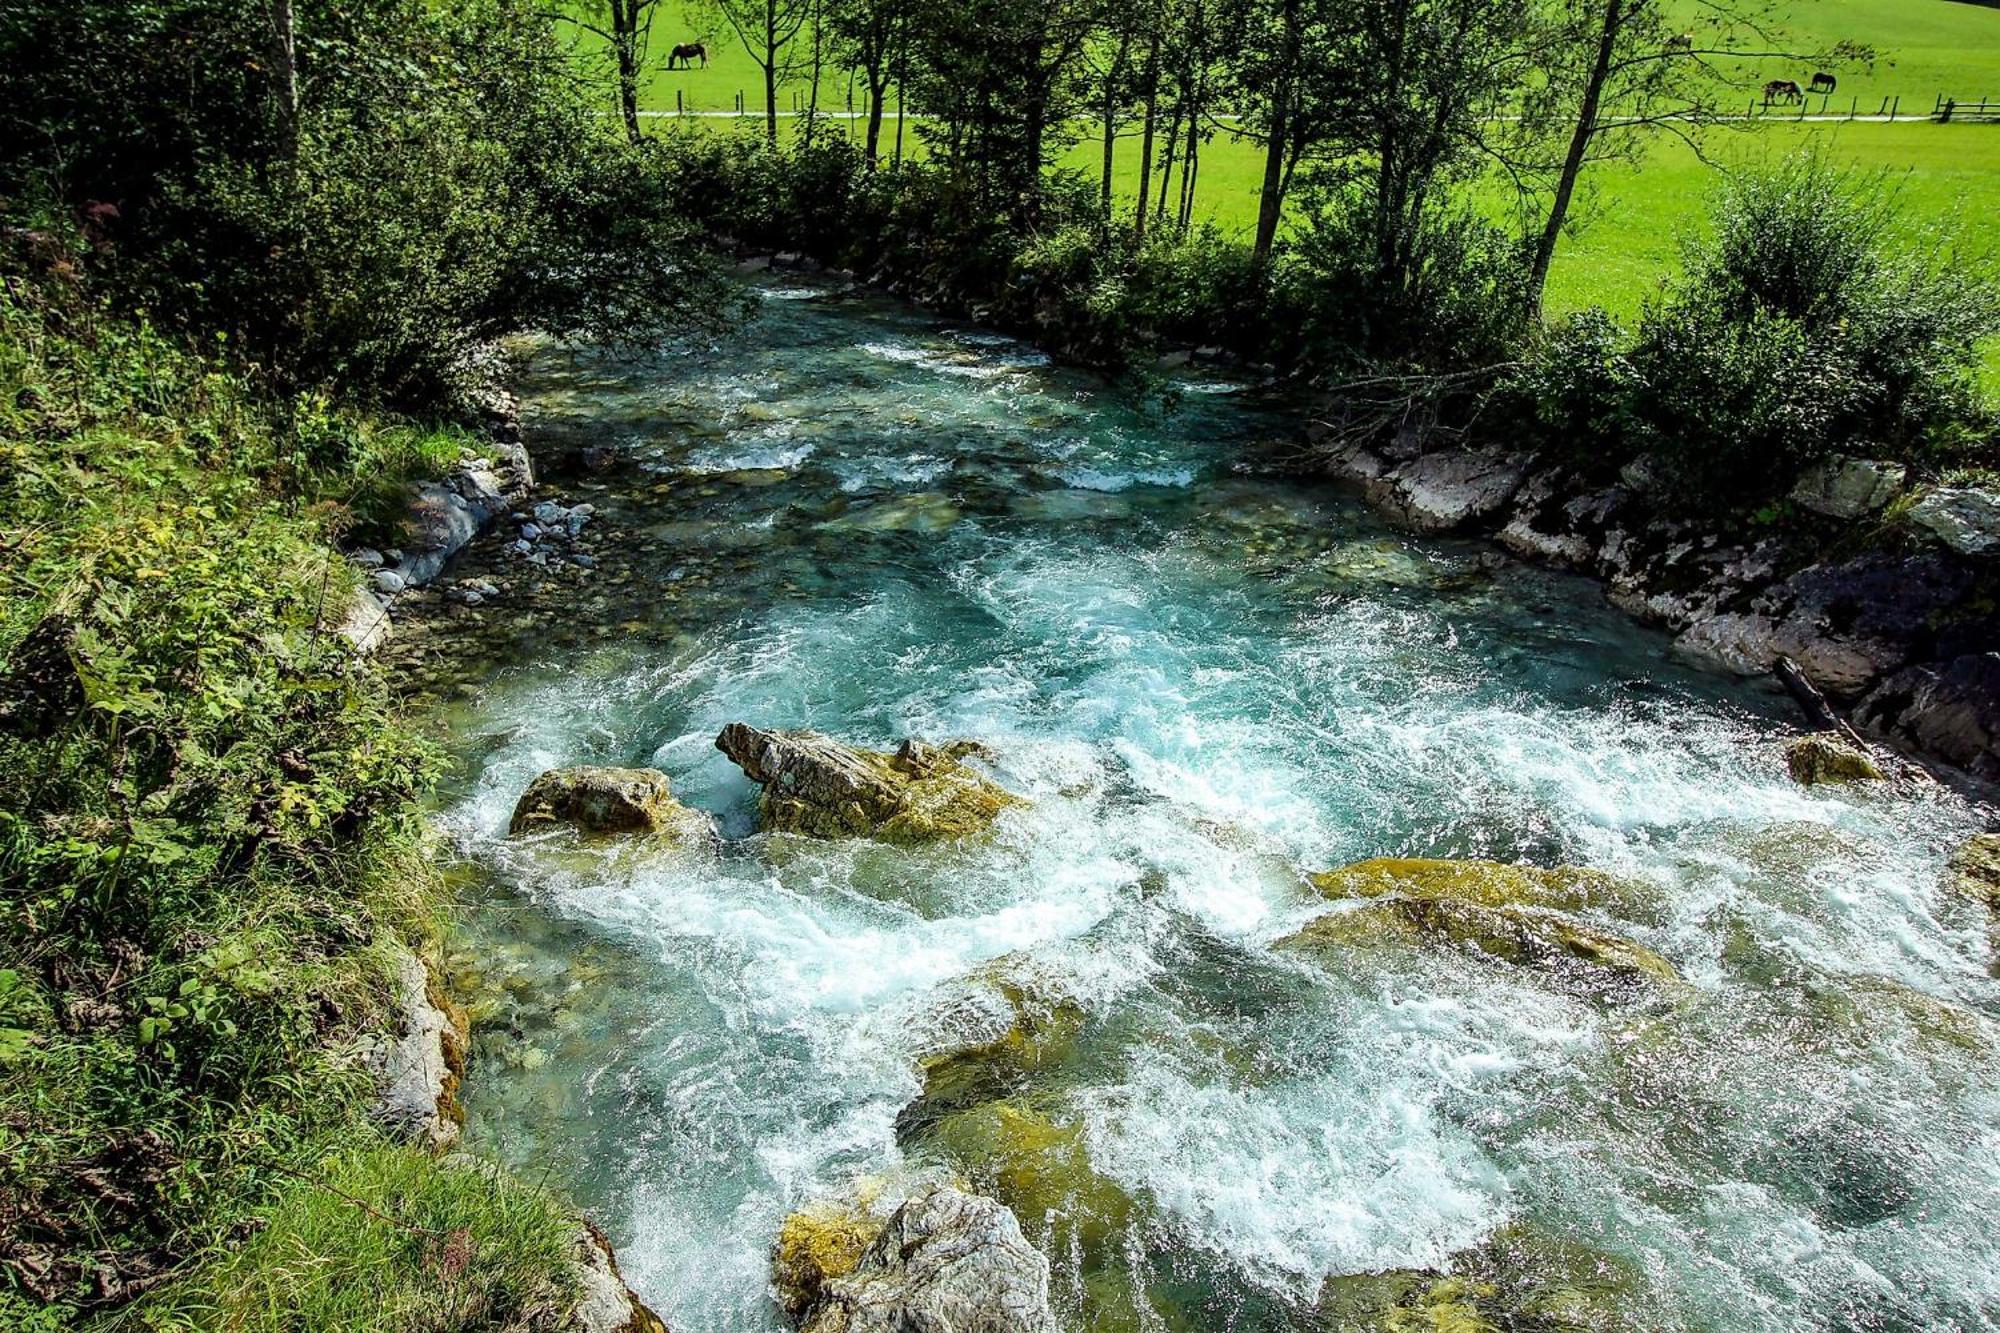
[
  {"left": 897, "top": 970, "right": 1087, "bottom": 1140},
  {"left": 716, "top": 723, "right": 1023, "bottom": 844},
  {"left": 1277, "top": 897, "right": 1679, "bottom": 994},
  {"left": 508, "top": 765, "right": 713, "bottom": 842},
  {"left": 1308, "top": 857, "right": 1658, "bottom": 923},
  {"left": 1311, "top": 1222, "right": 1660, "bottom": 1333},
  {"left": 772, "top": 1191, "right": 889, "bottom": 1321},
  {"left": 916, "top": 1100, "right": 1139, "bottom": 1274}
]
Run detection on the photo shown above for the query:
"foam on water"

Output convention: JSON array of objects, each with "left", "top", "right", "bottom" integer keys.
[{"left": 445, "top": 280, "right": 2000, "bottom": 1333}]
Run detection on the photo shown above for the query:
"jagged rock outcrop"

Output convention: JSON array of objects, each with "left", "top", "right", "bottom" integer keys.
[
  {"left": 1784, "top": 733, "right": 1886, "bottom": 785},
  {"left": 389, "top": 442, "right": 535, "bottom": 589},
  {"left": 1856, "top": 653, "right": 2000, "bottom": 781},
  {"left": 570, "top": 1221, "right": 671, "bottom": 1333},
  {"left": 1910, "top": 485, "right": 2000, "bottom": 555},
  {"left": 1947, "top": 833, "right": 2000, "bottom": 911},
  {"left": 792, "top": 1186, "right": 1053, "bottom": 1333},
  {"left": 1789, "top": 457, "right": 1905, "bottom": 519},
  {"left": 509, "top": 766, "right": 713, "bottom": 841},
  {"left": 775, "top": 1194, "right": 889, "bottom": 1322},
  {"left": 368, "top": 946, "right": 468, "bottom": 1150},
  {"left": 715, "top": 724, "right": 1022, "bottom": 843}
]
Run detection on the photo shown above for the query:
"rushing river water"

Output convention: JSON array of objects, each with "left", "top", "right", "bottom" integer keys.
[{"left": 434, "top": 281, "right": 2000, "bottom": 1333}]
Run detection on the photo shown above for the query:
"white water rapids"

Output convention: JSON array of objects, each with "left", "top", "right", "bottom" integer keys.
[{"left": 434, "top": 282, "right": 2000, "bottom": 1333}]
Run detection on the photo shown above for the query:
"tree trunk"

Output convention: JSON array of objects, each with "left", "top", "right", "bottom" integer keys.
[
  {"left": 1100, "top": 31, "right": 1131, "bottom": 222},
  {"left": 1155, "top": 97, "right": 1181, "bottom": 225},
  {"left": 615, "top": 0, "right": 644, "bottom": 145},
  {"left": 1134, "top": 35, "right": 1159, "bottom": 241},
  {"left": 1528, "top": 0, "right": 1623, "bottom": 318},
  {"left": 763, "top": 0, "right": 780, "bottom": 143},
  {"left": 1252, "top": 0, "right": 1298, "bottom": 262},
  {"left": 865, "top": 71, "right": 886, "bottom": 165},
  {"left": 268, "top": 0, "right": 299, "bottom": 154},
  {"left": 803, "top": 0, "right": 824, "bottom": 147}
]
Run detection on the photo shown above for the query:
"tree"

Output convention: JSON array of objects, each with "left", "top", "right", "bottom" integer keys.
[
  {"left": 709, "top": 0, "right": 814, "bottom": 141},
  {"left": 1502, "top": 0, "right": 1842, "bottom": 316},
  {"left": 1226, "top": 0, "right": 1348, "bottom": 262},
  {"left": 827, "top": 0, "right": 904, "bottom": 164},
  {"left": 902, "top": 0, "right": 1097, "bottom": 222},
  {"left": 569, "top": 0, "right": 667, "bottom": 143}
]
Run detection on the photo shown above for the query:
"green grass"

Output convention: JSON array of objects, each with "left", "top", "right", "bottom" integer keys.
[{"left": 0, "top": 247, "right": 577, "bottom": 1330}]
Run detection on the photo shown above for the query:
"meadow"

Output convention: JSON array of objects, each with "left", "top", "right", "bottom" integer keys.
[{"left": 589, "top": 0, "right": 2000, "bottom": 330}]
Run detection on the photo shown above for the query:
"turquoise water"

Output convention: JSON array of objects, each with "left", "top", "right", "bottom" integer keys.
[{"left": 438, "top": 282, "right": 2000, "bottom": 1332}]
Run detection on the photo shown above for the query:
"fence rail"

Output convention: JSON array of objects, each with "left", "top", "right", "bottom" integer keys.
[{"left": 1934, "top": 95, "right": 2000, "bottom": 122}]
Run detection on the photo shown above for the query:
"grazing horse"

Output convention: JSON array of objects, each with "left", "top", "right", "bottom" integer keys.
[
  {"left": 667, "top": 41, "right": 707, "bottom": 69},
  {"left": 1763, "top": 79, "right": 1804, "bottom": 105},
  {"left": 1809, "top": 71, "right": 1837, "bottom": 94}
]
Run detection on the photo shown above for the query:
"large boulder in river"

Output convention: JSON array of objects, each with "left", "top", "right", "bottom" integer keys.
[
  {"left": 795, "top": 1185, "right": 1053, "bottom": 1333},
  {"left": 509, "top": 766, "right": 712, "bottom": 841},
  {"left": 1309, "top": 857, "right": 1658, "bottom": 924},
  {"left": 1364, "top": 449, "right": 1531, "bottom": 534},
  {"left": 1855, "top": 652, "right": 2000, "bottom": 780},
  {"left": 1783, "top": 734, "right": 1884, "bottom": 786},
  {"left": 1947, "top": 833, "right": 2000, "bottom": 911},
  {"left": 1278, "top": 898, "right": 1679, "bottom": 997},
  {"left": 716, "top": 724, "right": 1022, "bottom": 844},
  {"left": 896, "top": 967, "right": 1086, "bottom": 1141}
]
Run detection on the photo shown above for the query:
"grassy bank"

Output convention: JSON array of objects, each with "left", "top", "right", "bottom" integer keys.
[{"left": 0, "top": 255, "right": 580, "bottom": 1330}]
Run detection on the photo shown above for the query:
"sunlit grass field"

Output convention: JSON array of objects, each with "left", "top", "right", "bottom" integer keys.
[{"left": 586, "top": 0, "right": 2000, "bottom": 369}]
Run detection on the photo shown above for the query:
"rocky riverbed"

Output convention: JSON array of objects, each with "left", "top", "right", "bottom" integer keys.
[{"left": 391, "top": 279, "right": 1997, "bottom": 1333}]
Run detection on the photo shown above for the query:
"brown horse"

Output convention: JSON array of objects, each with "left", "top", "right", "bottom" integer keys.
[
  {"left": 667, "top": 41, "right": 707, "bottom": 69},
  {"left": 1809, "top": 71, "right": 1837, "bottom": 94},
  {"left": 1763, "top": 79, "right": 1804, "bottom": 105}
]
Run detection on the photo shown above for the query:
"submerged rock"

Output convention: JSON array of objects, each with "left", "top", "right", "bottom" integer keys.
[
  {"left": 1309, "top": 857, "right": 1656, "bottom": 923},
  {"left": 716, "top": 724, "right": 1022, "bottom": 844},
  {"left": 1947, "top": 833, "right": 2000, "bottom": 911},
  {"left": 1277, "top": 898, "right": 1679, "bottom": 996},
  {"left": 914, "top": 1101, "right": 1138, "bottom": 1275},
  {"left": 1784, "top": 733, "right": 1885, "bottom": 786},
  {"left": 896, "top": 968, "right": 1086, "bottom": 1140},
  {"left": 1311, "top": 1222, "right": 1659, "bottom": 1333},
  {"left": 508, "top": 766, "right": 712, "bottom": 840},
  {"left": 796, "top": 1186, "right": 1053, "bottom": 1333}
]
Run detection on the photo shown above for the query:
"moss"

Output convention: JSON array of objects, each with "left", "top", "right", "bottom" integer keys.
[
  {"left": 1946, "top": 833, "right": 2000, "bottom": 912},
  {"left": 1277, "top": 898, "right": 1680, "bottom": 995},
  {"left": 508, "top": 765, "right": 712, "bottom": 841},
  {"left": 1312, "top": 1223, "right": 1657, "bottom": 1333},
  {"left": 1308, "top": 857, "right": 1657, "bottom": 923},
  {"left": 762, "top": 743, "right": 1024, "bottom": 845},
  {"left": 897, "top": 971, "right": 1087, "bottom": 1139},
  {"left": 1784, "top": 734, "right": 1885, "bottom": 785},
  {"left": 917, "top": 1101, "right": 1139, "bottom": 1274},
  {"left": 772, "top": 1195, "right": 886, "bottom": 1320}
]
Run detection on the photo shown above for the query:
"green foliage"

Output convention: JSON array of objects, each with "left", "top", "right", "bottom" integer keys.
[
  {"left": 146, "top": 1148, "right": 580, "bottom": 1333},
  {"left": 0, "top": 245, "right": 472, "bottom": 1322},
  {"left": 0, "top": 0, "right": 731, "bottom": 402},
  {"left": 1506, "top": 155, "right": 1998, "bottom": 507}
]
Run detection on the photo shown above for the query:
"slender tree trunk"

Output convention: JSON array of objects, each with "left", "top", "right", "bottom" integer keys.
[
  {"left": 615, "top": 0, "right": 645, "bottom": 144},
  {"left": 1155, "top": 97, "right": 1181, "bottom": 225},
  {"left": 865, "top": 70, "right": 887, "bottom": 165},
  {"left": 1252, "top": 0, "right": 1298, "bottom": 262},
  {"left": 1134, "top": 35, "right": 1159, "bottom": 241},
  {"left": 1528, "top": 0, "right": 1623, "bottom": 318},
  {"left": 1100, "top": 31, "right": 1131, "bottom": 223},
  {"left": 763, "top": 1, "right": 780, "bottom": 142},
  {"left": 268, "top": 0, "right": 299, "bottom": 154},
  {"left": 804, "top": 0, "right": 824, "bottom": 146}
]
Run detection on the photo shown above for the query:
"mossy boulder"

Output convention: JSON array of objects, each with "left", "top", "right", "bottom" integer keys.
[
  {"left": 897, "top": 970, "right": 1086, "bottom": 1141},
  {"left": 774, "top": 1194, "right": 888, "bottom": 1321},
  {"left": 508, "top": 765, "right": 712, "bottom": 840},
  {"left": 1277, "top": 898, "right": 1679, "bottom": 996},
  {"left": 916, "top": 1101, "right": 1138, "bottom": 1274},
  {"left": 1310, "top": 1223, "right": 1657, "bottom": 1333},
  {"left": 1947, "top": 833, "right": 2000, "bottom": 911},
  {"left": 716, "top": 723, "right": 1023, "bottom": 844},
  {"left": 1309, "top": 857, "right": 1656, "bottom": 923},
  {"left": 1784, "top": 734, "right": 1885, "bottom": 786}
]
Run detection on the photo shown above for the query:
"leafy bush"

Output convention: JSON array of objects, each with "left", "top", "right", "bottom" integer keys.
[
  {"left": 1, "top": 0, "right": 730, "bottom": 402},
  {"left": 1505, "top": 155, "right": 1997, "bottom": 508},
  {"left": 0, "top": 241, "right": 558, "bottom": 1325}
]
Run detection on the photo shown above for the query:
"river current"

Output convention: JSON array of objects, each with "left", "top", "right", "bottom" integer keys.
[{"left": 434, "top": 281, "right": 2000, "bottom": 1332}]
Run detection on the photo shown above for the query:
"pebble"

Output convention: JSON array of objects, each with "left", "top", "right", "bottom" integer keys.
[
  {"left": 350, "top": 547, "right": 385, "bottom": 570},
  {"left": 372, "top": 569, "right": 407, "bottom": 594},
  {"left": 570, "top": 553, "right": 597, "bottom": 569},
  {"left": 520, "top": 523, "right": 543, "bottom": 541}
]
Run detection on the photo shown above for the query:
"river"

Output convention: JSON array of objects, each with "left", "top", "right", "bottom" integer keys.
[{"left": 430, "top": 279, "right": 2000, "bottom": 1332}]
